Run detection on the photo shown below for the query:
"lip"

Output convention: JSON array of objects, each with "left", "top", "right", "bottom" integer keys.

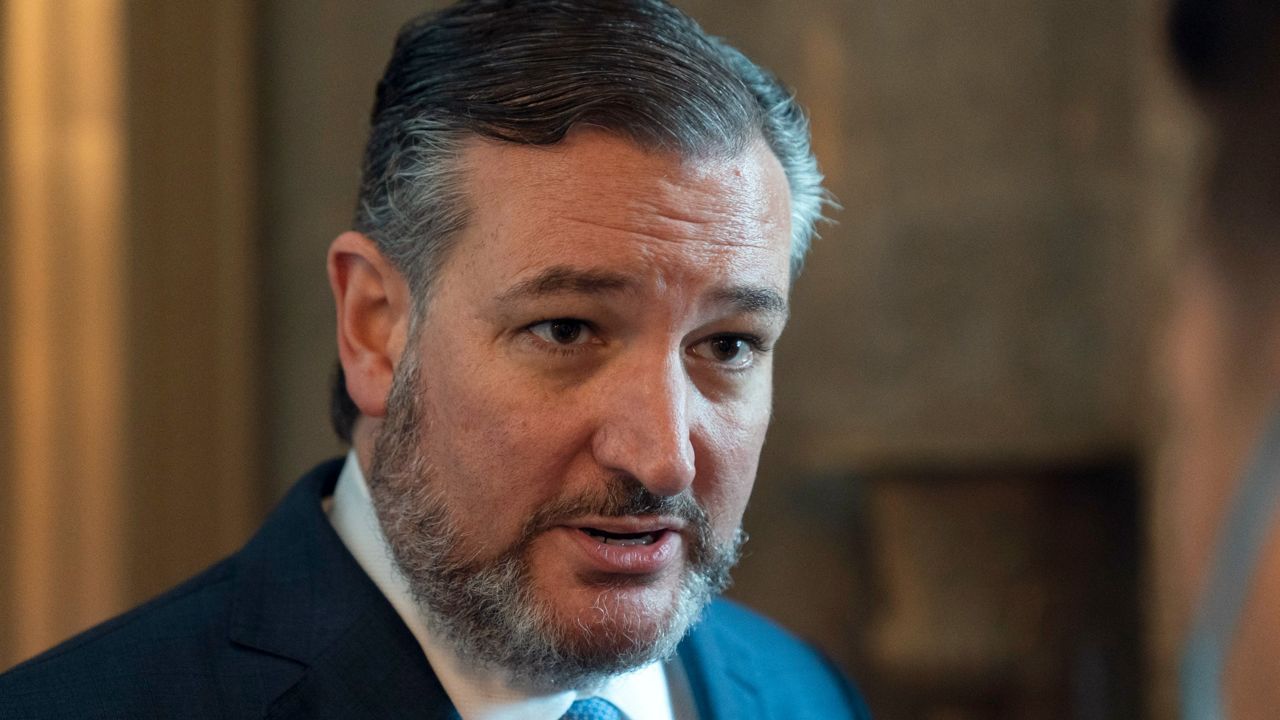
[{"left": 557, "top": 517, "right": 684, "bottom": 575}]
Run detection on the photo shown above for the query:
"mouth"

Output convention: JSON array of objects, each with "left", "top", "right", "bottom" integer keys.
[
  {"left": 560, "top": 517, "right": 684, "bottom": 574},
  {"left": 578, "top": 527, "right": 667, "bottom": 547}
]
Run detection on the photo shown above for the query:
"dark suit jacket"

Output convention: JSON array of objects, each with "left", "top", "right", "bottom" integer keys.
[{"left": 0, "top": 460, "right": 871, "bottom": 719}]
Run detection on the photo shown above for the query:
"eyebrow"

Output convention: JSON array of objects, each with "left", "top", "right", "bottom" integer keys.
[
  {"left": 709, "top": 285, "right": 789, "bottom": 318},
  {"left": 497, "top": 266, "right": 634, "bottom": 302},
  {"left": 497, "top": 265, "right": 788, "bottom": 318}
]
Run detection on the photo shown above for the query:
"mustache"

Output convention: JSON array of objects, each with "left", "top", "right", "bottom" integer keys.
[
  {"left": 525, "top": 475, "right": 705, "bottom": 533},
  {"left": 517, "top": 474, "right": 716, "bottom": 562}
]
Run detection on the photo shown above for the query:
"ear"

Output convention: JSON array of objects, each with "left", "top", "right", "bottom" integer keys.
[{"left": 328, "top": 231, "right": 412, "bottom": 419}]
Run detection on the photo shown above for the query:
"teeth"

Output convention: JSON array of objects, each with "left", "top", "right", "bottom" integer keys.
[
  {"left": 602, "top": 534, "right": 656, "bottom": 546},
  {"left": 582, "top": 528, "right": 659, "bottom": 546}
]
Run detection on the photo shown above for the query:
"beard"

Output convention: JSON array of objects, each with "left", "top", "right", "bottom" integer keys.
[{"left": 366, "top": 349, "right": 745, "bottom": 692}]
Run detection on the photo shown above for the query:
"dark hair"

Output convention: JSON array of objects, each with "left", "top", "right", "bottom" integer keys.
[
  {"left": 1168, "top": 0, "right": 1280, "bottom": 325},
  {"left": 1169, "top": 0, "right": 1280, "bottom": 103},
  {"left": 331, "top": 0, "right": 827, "bottom": 443}
]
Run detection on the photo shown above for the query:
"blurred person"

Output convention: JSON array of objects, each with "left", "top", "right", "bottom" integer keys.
[
  {"left": 0, "top": 1, "right": 871, "bottom": 718},
  {"left": 1166, "top": 0, "right": 1280, "bottom": 717}
]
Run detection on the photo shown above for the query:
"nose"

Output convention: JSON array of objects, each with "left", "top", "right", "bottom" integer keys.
[{"left": 590, "top": 351, "right": 696, "bottom": 497}]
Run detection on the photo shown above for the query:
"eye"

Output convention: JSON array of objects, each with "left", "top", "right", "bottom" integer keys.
[
  {"left": 689, "top": 334, "right": 761, "bottom": 369},
  {"left": 528, "top": 318, "right": 594, "bottom": 346}
]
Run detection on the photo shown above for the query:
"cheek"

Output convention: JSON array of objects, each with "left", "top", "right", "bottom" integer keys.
[
  {"left": 694, "top": 395, "right": 771, "bottom": 532},
  {"left": 418, "top": 356, "right": 588, "bottom": 527}
]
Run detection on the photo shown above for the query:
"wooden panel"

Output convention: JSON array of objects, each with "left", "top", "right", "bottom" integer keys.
[
  {"left": 733, "top": 462, "right": 1144, "bottom": 720},
  {"left": 0, "top": 0, "right": 261, "bottom": 670},
  {"left": 2, "top": 0, "right": 127, "bottom": 666},
  {"left": 0, "top": 0, "right": 10, "bottom": 667},
  {"left": 121, "top": 0, "right": 261, "bottom": 601}
]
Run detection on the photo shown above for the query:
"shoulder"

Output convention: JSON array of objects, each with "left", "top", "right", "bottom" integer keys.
[
  {"left": 0, "top": 559, "right": 255, "bottom": 718},
  {"left": 685, "top": 598, "right": 873, "bottom": 719},
  {"left": 699, "top": 597, "right": 819, "bottom": 654},
  {"left": 0, "top": 459, "right": 349, "bottom": 719}
]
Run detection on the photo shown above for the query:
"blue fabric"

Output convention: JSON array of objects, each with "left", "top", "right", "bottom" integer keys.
[
  {"left": 1180, "top": 405, "right": 1280, "bottom": 720},
  {"left": 562, "top": 697, "right": 624, "bottom": 720},
  {"left": 0, "top": 460, "right": 872, "bottom": 719}
]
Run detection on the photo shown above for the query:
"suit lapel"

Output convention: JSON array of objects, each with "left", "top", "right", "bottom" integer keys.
[
  {"left": 263, "top": 601, "right": 455, "bottom": 720},
  {"left": 227, "top": 460, "right": 458, "bottom": 719},
  {"left": 677, "top": 603, "right": 764, "bottom": 720},
  {"left": 228, "top": 462, "right": 768, "bottom": 719}
]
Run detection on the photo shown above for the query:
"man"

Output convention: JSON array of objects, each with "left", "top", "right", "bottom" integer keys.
[
  {"left": 1165, "top": 0, "right": 1280, "bottom": 717},
  {"left": 0, "top": 1, "right": 869, "bottom": 718}
]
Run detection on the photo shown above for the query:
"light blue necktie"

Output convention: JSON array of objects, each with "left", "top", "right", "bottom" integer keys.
[{"left": 561, "top": 697, "right": 624, "bottom": 720}]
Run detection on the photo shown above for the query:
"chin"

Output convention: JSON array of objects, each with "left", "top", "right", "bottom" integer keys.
[{"left": 544, "top": 576, "right": 684, "bottom": 655}]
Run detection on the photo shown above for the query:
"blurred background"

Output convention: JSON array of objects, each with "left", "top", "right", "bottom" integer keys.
[{"left": 0, "top": 1, "right": 1210, "bottom": 718}]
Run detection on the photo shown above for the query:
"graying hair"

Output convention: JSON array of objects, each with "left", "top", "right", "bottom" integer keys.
[{"left": 333, "top": 0, "right": 828, "bottom": 442}]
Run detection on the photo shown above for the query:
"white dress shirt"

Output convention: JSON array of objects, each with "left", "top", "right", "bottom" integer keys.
[{"left": 325, "top": 451, "right": 698, "bottom": 720}]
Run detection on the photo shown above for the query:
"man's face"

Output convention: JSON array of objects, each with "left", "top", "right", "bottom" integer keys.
[{"left": 368, "top": 130, "right": 793, "bottom": 689}]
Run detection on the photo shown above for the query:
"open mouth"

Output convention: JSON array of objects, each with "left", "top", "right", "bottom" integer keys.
[{"left": 579, "top": 527, "right": 666, "bottom": 547}]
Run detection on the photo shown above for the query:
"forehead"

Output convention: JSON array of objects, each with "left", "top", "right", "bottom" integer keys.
[{"left": 448, "top": 131, "right": 793, "bottom": 291}]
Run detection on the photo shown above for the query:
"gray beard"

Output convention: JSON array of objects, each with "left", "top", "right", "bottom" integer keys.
[{"left": 366, "top": 350, "right": 745, "bottom": 693}]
